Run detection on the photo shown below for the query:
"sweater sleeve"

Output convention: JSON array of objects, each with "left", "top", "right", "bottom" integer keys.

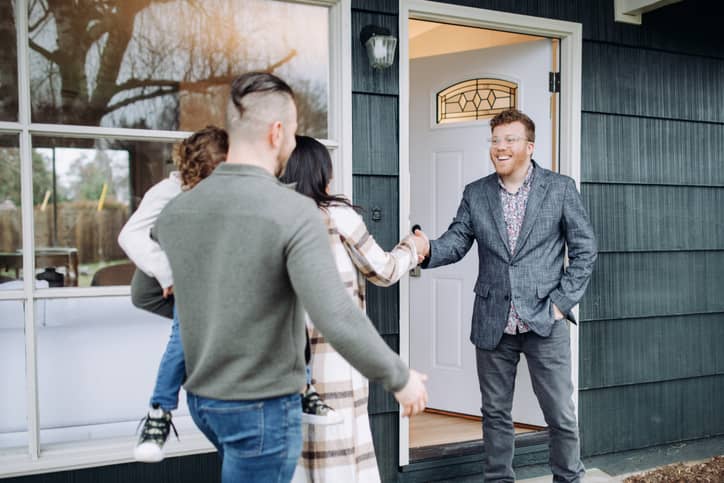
[
  {"left": 331, "top": 205, "right": 417, "bottom": 287},
  {"left": 285, "top": 206, "right": 409, "bottom": 393},
  {"left": 117, "top": 177, "right": 180, "bottom": 289}
]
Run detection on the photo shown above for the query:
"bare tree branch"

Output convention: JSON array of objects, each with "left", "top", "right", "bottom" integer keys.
[
  {"left": 103, "top": 87, "right": 178, "bottom": 113},
  {"left": 28, "top": 4, "right": 53, "bottom": 32},
  {"left": 28, "top": 38, "right": 62, "bottom": 64},
  {"left": 265, "top": 49, "right": 298, "bottom": 73}
]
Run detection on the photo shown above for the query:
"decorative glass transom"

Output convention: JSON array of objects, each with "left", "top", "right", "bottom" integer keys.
[{"left": 436, "top": 78, "right": 517, "bottom": 124}]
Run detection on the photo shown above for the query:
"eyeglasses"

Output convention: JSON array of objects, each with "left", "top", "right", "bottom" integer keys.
[{"left": 487, "top": 136, "right": 529, "bottom": 147}]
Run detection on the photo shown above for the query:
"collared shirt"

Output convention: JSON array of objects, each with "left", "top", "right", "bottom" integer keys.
[{"left": 499, "top": 163, "right": 534, "bottom": 335}]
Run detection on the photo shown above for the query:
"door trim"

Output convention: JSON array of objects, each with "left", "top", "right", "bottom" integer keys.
[{"left": 398, "top": 0, "right": 583, "bottom": 466}]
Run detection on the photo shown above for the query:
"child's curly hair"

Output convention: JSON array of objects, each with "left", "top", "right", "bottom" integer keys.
[{"left": 174, "top": 125, "right": 229, "bottom": 190}]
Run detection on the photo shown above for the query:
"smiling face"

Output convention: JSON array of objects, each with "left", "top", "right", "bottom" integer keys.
[{"left": 488, "top": 120, "right": 534, "bottom": 179}]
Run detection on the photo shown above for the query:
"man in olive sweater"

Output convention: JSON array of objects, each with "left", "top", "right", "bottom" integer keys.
[{"left": 154, "top": 72, "right": 427, "bottom": 483}]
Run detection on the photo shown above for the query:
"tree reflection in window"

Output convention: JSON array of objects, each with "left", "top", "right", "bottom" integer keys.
[
  {"left": 27, "top": 0, "right": 329, "bottom": 138},
  {"left": 437, "top": 79, "right": 517, "bottom": 124}
]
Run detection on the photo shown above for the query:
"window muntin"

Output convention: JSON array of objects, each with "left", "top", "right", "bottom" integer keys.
[
  {"left": 31, "top": 137, "right": 175, "bottom": 288},
  {"left": 0, "top": 136, "right": 23, "bottom": 287},
  {"left": 0, "top": 301, "right": 27, "bottom": 451},
  {"left": 0, "top": 2, "right": 18, "bottom": 122},
  {"left": 437, "top": 78, "right": 517, "bottom": 124},
  {"left": 28, "top": 0, "right": 329, "bottom": 138}
]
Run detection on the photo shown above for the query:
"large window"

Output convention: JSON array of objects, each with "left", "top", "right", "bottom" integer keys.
[
  {"left": 28, "top": 0, "right": 329, "bottom": 137},
  {"left": 0, "top": 0, "right": 348, "bottom": 476}
]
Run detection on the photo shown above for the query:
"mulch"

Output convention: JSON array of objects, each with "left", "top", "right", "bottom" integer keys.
[{"left": 623, "top": 455, "right": 724, "bottom": 483}]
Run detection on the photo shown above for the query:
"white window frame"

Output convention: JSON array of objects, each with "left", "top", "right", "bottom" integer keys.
[
  {"left": 398, "top": 0, "right": 582, "bottom": 466},
  {"left": 0, "top": 0, "right": 351, "bottom": 477}
]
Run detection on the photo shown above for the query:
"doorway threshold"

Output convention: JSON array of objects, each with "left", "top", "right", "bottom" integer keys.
[{"left": 409, "top": 429, "right": 548, "bottom": 462}]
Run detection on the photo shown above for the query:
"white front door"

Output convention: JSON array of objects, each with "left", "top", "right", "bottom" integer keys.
[{"left": 410, "top": 39, "right": 552, "bottom": 425}]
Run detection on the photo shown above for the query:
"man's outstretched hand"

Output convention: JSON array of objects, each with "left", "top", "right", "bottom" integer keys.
[
  {"left": 395, "top": 369, "right": 429, "bottom": 417},
  {"left": 412, "top": 228, "right": 430, "bottom": 264}
]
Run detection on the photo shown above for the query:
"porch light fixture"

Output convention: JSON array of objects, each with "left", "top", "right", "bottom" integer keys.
[{"left": 360, "top": 25, "right": 397, "bottom": 70}]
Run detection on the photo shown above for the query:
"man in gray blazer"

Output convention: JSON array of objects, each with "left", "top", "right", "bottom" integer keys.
[{"left": 416, "top": 109, "right": 597, "bottom": 482}]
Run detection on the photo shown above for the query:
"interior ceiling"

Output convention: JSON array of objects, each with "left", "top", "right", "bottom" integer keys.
[{"left": 409, "top": 19, "right": 544, "bottom": 59}]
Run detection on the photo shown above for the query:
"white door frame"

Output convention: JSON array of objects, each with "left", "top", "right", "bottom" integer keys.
[{"left": 398, "top": 0, "right": 582, "bottom": 465}]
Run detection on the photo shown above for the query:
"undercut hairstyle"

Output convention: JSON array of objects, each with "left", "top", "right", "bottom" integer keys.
[
  {"left": 280, "top": 135, "right": 358, "bottom": 211},
  {"left": 490, "top": 109, "right": 536, "bottom": 143},
  {"left": 174, "top": 125, "right": 229, "bottom": 190},
  {"left": 226, "top": 72, "right": 295, "bottom": 131}
]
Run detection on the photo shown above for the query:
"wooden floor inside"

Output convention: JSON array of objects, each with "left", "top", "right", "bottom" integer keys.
[{"left": 410, "top": 410, "right": 538, "bottom": 448}]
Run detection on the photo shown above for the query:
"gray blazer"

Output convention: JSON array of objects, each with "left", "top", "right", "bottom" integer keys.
[{"left": 424, "top": 161, "right": 597, "bottom": 350}]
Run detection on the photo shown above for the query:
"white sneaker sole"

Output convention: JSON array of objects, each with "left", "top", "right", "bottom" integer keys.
[
  {"left": 301, "top": 413, "right": 344, "bottom": 426},
  {"left": 134, "top": 442, "right": 165, "bottom": 463}
]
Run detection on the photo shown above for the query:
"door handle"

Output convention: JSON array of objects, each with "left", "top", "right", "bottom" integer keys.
[{"left": 410, "top": 266, "right": 421, "bottom": 277}]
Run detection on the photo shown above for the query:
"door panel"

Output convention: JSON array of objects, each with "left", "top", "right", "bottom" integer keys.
[{"left": 410, "top": 39, "right": 551, "bottom": 425}]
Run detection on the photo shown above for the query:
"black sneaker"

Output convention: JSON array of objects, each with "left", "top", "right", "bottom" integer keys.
[
  {"left": 133, "top": 404, "right": 178, "bottom": 462},
  {"left": 301, "top": 386, "right": 343, "bottom": 425}
]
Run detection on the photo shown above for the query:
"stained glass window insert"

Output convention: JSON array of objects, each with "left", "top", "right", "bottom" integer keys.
[{"left": 437, "top": 79, "right": 517, "bottom": 124}]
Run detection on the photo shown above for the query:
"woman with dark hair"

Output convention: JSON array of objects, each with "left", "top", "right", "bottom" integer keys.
[{"left": 282, "top": 136, "right": 424, "bottom": 483}]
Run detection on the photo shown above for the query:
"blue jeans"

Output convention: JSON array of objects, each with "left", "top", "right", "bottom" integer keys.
[
  {"left": 150, "top": 306, "right": 186, "bottom": 411},
  {"left": 187, "top": 392, "right": 302, "bottom": 483}
]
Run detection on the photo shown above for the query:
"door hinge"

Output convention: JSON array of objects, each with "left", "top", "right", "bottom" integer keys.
[{"left": 549, "top": 72, "right": 560, "bottom": 93}]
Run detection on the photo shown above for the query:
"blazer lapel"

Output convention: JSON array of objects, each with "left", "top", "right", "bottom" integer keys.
[
  {"left": 484, "top": 176, "right": 511, "bottom": 258},
  {"left": 514, "top": 163, "right": 550, "bottom": 259}
]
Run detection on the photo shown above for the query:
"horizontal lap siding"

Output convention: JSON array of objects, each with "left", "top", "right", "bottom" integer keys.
[
  {"left": 583, "top": 43, "right": 724, "bottom": 121},
  {"left": 579, "top": 19, "right": 724, "bottom": 454},
  {"left": 583, "top": 185, "right": 724, "bottom": 252},
  {"left": 580, "top": 313, "right": 724, "bottom": 389},
  {"left": 579, "top": 375, "right": 724, "bottom": 455},
  {"left": 582, "top": 114, "right": 724, "bottom": 186}
]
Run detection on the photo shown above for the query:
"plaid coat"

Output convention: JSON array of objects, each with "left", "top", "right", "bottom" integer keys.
[{"left": 298, "top": 204, "right": 418, "bottom": 483}]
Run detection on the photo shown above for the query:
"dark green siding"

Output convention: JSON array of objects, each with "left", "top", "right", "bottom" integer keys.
[
  {"left": 5, "top": 453, "right": 221, "bottom": 483},
  {"left": 576, "top": 4, "right": 724, "bottom": 457},
  {"left": 351, "top": 2, "right": 403, "bottom": 482}
]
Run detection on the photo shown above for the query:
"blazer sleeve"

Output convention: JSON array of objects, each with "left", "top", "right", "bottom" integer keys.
[
  {"left": 549, "top": 178, "right": 598, "bottom": 316},
  {"left": 423, "top": 185, "right": 476, "bottom": 269},
  {"left": 333, "top": 206, "right": 417, "bottom": 287}
]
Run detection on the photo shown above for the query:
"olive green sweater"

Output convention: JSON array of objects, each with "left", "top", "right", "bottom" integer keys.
[{"left": 154, "top": 163, "right": 409, "bottom": 400}]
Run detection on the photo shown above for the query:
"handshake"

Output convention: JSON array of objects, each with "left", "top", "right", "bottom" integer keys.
[{"left": 410, "top": 224, "right": 430, "bottom": 265}]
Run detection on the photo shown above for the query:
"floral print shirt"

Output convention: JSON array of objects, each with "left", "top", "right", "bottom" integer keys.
[{"left": 499, "top": 163, "right": 535, "bottom": 334}]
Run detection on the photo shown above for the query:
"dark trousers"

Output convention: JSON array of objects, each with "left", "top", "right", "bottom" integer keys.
[{"left": 476, "top": 320, "right": 585, "bottom": 482}]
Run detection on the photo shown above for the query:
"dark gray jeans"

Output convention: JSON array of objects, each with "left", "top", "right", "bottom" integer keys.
[{"left": 476, "top": 320, "right": 585, "bottom": 482}]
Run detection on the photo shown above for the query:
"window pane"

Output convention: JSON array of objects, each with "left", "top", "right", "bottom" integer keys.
[
  {"left": 29, "top": 0, "right": 329, "bottom": 137},
  {"left": 0, "top": 135, "right": 23, "bottom": 288},
  {"left": 36, "top": 297, "right": 199, "bottom": 446},
  {"left": 32, "top": 137, "right": 175, "bottom": 287},
  {"left": 0, "top": 301, "right": 27, "bottom": 451},
  {"left": 0, "top": 2, "right": 18, "bottom": 121}
]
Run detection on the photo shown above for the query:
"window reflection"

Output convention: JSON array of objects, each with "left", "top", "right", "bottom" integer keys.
[
  {"left": 36, "top": 297, "right": 197, "bottom": 447},
  {"left": 0, "top": 136, "right": 23, "bottom": 287},
  {"left": 31, "top": 137, "right": 175, "bottom": 287},
  {"left": 28, "top": 0, "right": 329, "bottom": 137},
  {"left": 0, "top": 2, "right": 18, "bottom": 121}
]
